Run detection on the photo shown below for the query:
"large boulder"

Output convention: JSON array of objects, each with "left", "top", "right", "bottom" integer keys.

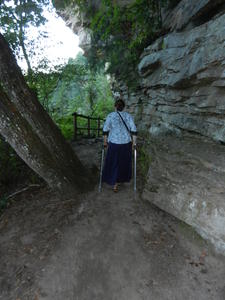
[
  {"left": 136, "top": 12, "right": 225, "bottom": 142},
  {"left": 142, "top": 134, "right": 225, "bottom": 253}
]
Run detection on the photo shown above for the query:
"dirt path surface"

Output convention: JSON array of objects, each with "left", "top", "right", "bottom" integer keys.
[
  {"left": 0, "top": 139, "right": 225, "bottom": 299},
  {"left": 1, "top": 184, "right": 225, "bottom": 300}
]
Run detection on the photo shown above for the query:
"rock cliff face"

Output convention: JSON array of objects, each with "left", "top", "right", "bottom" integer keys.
[
  {"left": 57, "top": 6, "right": 91, "bottom": 52},
  {"left": 59, "top": 0, "right": 225, "bottom": 253},
  {"left": 124, "top": 1, "right": 225, "bottom": 143},
  {"left": 121, "top": 0, "right": 225, "bottom": 253},
  {"left": 57, "top": 0, "right": 136, "bottom": 52}
]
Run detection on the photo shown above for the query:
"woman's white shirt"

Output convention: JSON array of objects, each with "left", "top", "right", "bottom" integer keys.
[{"left": 103, "top": 111, "right": 137, "bottom": 144}]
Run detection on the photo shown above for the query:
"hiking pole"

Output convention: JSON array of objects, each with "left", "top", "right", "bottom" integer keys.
[
  {"left": 134, "top": 145, "right": 137, "bottom": 192},
  {"left": 98, "top": 141, "right": 105, "bottom": 192}
]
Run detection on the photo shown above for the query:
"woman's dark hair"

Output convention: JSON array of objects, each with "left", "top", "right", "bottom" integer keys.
[{"left": 115, "top": 99, "right": 125, "bottom": 111}]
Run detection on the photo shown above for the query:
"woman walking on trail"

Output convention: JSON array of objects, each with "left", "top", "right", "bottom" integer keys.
[{"left": 102, "top": 99, "right": 137, "bottom": 192}]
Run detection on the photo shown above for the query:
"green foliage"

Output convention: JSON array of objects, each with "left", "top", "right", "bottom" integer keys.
[
  {"left": 0, "top": 0, "right": 50, "bottom": 75},
  {"left": 72, "top": 0, "right": 175, "bottom": 88},
  {"left": 51, "top": 65, "right": 113, "bottom": 139},
  {"left": 55, "top": 115, "right": 74, "bottom": 139},
  {"left": 26, "top": 66, "right": 61, "bottom": 111},
  {"left": 27, "top": 53, "right": 114, "bottom": 139}
]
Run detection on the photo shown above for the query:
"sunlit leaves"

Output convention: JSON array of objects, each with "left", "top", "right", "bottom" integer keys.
[{"left": 0, "top": 0, "right": 50, "bottom": 74}]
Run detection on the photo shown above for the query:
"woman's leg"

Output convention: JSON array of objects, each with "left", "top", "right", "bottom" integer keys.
[
  {"left": 117, "top": 142, "right": 132, "bottom": 183},
  {"left": 102, "top": 143, "right": 119, "bottom": 186}
]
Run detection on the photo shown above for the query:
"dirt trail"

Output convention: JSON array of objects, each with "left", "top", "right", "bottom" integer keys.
[
  {"left": 0, "top": 140, "right": 225, "bottom": 299},
  {"left": 36, "top": 185, "right": 225, "bottom": 300}
]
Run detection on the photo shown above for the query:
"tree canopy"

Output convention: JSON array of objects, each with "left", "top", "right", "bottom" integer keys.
[{"left": 0, "top": 0, "right": 51, "bottom": 75}]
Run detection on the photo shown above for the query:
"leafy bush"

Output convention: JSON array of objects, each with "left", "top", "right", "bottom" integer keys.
[{"left": 54, "top": 115, "right": 74, "bottom": 140}]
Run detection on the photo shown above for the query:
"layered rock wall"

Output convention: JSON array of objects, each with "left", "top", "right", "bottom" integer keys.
[{"left": 124, "top": 5, "right": 225, "bottom": 142}]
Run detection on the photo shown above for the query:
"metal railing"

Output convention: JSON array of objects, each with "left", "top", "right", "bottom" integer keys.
[{"left": 72, "top": 112, "right": 104, "bottom": 139}]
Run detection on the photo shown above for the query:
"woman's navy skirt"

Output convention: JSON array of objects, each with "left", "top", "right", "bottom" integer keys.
[{"left": 102, "top": 142, "right": 132, "bottom": 186}]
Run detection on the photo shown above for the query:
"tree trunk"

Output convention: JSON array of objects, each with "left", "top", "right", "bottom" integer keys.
[{"left": 0, "top": 34, "right": 92, "bottom": 198}]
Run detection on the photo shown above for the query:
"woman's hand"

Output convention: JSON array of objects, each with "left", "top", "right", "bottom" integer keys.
[
  {"left": 132, "top": 135, "right": 137, "bottom": 149},
  {"left": 103, "top": 135, "right": 108, "bottom": 148}
]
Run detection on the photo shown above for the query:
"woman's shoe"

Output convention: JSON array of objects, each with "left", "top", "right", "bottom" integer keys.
[{"left": 113, "top": 184, "right": 118, "bottom": 192}]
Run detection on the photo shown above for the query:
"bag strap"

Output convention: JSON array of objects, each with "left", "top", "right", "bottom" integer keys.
[{"left": 117, "top": 111, "right": 132, "bottom": 138}]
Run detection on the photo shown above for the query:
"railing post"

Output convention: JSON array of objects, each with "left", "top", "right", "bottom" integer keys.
[
  {"left": 97, "top": 118, "right": 101, "bottom": 137},
  {"left": 72, "top": 112, "right": 103, "bottom": 139},
  {"left": 73, "top": 113, "right": 77, "bottom": 140},
  {"left": 87, "top": 116, "right": 90, "bottom": 138}
]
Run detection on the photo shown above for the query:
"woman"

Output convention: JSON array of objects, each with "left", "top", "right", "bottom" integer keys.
[{"left": 102, "top": 99, "right": 137, "bottom": 192}]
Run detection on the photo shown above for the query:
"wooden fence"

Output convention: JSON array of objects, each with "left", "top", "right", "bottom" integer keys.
[{"left": 72, "top": 112, "right": 104, "bottom": 140}]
